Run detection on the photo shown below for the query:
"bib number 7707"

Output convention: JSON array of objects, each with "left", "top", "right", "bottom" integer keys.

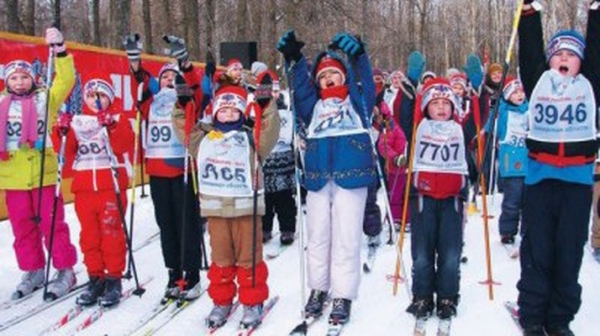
[{"left": 419, "top": 141, "right": 460, "bottom": 162}]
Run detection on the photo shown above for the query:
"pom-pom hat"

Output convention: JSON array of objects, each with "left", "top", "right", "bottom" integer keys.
[
  {"left": 213, "top": 84, "right": 248, "bottom": 115},
  {"left": 502, "top": 76, "right": 524, "bottom": 100},
  {"left": 420, "top": 77, "right": 458, "bottom": 115}
]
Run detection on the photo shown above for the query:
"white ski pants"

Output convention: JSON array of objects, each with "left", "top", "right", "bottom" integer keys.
[{"left": 306, "top": 181, "right": 367, "bottom": 300}]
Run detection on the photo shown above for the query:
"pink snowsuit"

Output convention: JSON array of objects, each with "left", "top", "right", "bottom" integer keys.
[{"left": 377, "top": 122, "right": 408, "bottom": 222}]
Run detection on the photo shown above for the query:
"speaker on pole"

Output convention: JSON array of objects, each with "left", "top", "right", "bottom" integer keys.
[{"left": 220, "top": 42, "right": 258, "bottom": 69}]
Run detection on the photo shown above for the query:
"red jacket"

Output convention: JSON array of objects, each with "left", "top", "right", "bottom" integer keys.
[
  {"left": 52, "top": 109, "right": 134, "bottom": 193},
  {"left": 131, "top": 63, "right": 204, "bottom": 178}
]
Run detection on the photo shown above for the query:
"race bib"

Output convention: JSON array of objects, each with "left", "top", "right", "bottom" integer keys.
[
  {"left": 528, "top": 69, "right": 597, "bottom": 143},
  {"left": 306, "top": 96, "right": 367, "bottom": 139},
  {"left": 272, "top": 108, "right": 294, "bottom": 153},
  {"left": 499, "top": 111, "right": 528, "bottom": 148},
  {"left": 71, "top": 115, "right": 111, "bottom": 171},
  {"left": 413, "top": 119, "right": 468, "bottom": 174},
  {"left": 197, "top": 131, "right": 255, "bottom": 197},
  {"left": 4, "top": 92, "right": 51, "bottom": 150},
  {"left": 145, "top": 89, "right": 185, "bottom": 158}
]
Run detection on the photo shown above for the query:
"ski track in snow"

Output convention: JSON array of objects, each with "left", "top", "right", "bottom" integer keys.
[{"left": 1, "top": 187, "right": 599, "bottom": 335}]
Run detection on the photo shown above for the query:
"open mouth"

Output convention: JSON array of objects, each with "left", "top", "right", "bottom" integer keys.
[
  {"left": 326, "top": 80, "right": 335, "bottom": 88},
  {"left": 559, "top": 66, "right": 569, "bottom": 75}
]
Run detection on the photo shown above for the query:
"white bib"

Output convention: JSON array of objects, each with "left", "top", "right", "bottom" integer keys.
[
  {"left": 197, "top": 131, "right": 255, "bottom": 197},
  {"left": 71, "top": 115, "right": 112, "bottom": 171},
  {"left": 413, "top": 119, "right": 468, "bottom": 174},
  {"left": 4, "top": 92, "right": 51, "bottom": 151},
  {"left": 528, "top": 69, "right": 597, "bottom": 143},
  {"left": 145, "top": 89, "right": 186, "bottom": 158},
  {"left": 306, "top": 96, "right": 367, "bottom": 139},
  {"left": 383, "top": 88, "right": 397, "bottom": 110},
  {"left": 499, "top": 110, "right": 529, "bottom": 148},
  {"left": 272, "top": 107, "right": 294, "bottom": 153}
]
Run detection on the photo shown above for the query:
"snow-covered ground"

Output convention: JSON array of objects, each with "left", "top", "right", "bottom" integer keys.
[{"left": 0, "top": 188, "right": 599, "bottom": 335}]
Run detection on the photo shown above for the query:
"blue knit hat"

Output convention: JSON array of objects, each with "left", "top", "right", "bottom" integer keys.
[{"left": 546, "top": 30, "right": 585, "bottom": 62}]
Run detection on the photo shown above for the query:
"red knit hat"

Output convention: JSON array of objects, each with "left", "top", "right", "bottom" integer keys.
[
  {"left": 449, "top": 72, "right": 468, "bottom": 90},
  {"left": 227, "top": 59, "right": 243, "bottom": 72},
  {"left": 502, "top": 76, "right": 523, "bottom": 100},
  {"left": 316, "top": 55, "right": 346, "bottom": 83},
  {"left": 213, "top": 84, "right": 248, "bottom": 115},
  {"left": 420, "top": 77, "right": 458, "bottom": 115},
  {"left": 83, "top": 72, "right": 115, "bottom": 105}
]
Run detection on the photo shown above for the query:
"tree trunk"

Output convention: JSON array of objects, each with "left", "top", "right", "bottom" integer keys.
[
  {"left": 53, "top": 0, "right": 61, "bottom": 29},
  {"left": 111, "top": 0, "right": 131, "bottom": 49},
  {"left": 23, "top": 0, "right": 34, "bottom": 35},
  {"left": 205, "top": 0, "right": 215, "bottom": 49},
  {"left": 235, "top": 0, "right": 249, "bottom": 41},
  {"left": 5, "top": 0, "right": 20, "bottom": 33},
  {"left": 185, "top": 0, "right": 200, "bottom": 60},
  {"left": 142, "top": 0, "right": 153, "bottom": 53},
  {"left": 91, "top": 0, "right": 101, "bottom": 46},
  {"left": 267, "top": 0, "right": 277, "bottom": 69}
]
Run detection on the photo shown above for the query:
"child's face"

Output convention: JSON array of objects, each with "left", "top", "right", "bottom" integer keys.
[
  {"left": 451, "top": 84, "right": 465, "bottom": 97},
  {"left": 228, "top": 65, "right": 243, "bottom": 81},
  {"left": 549, "top": 50, "right": 581, "bottom": 77},
  {"left": 490, "top": 70, "right": 503, "bottom": 84},
  {"left": 427, "top": 98, "right": 453, "bottom": 121},
  {"left": 7, "top": 72, "right": 33, "bottom": 94},
  {"left": 216, "top": 107, "right": 242, "bottom": 123},
  {"left": 160, "top": 71, "right": 176, "bottom": 89},
  {"left": 318, "top": 70, "right": 344, "bottom": 89},
  {"left": 84, "top": 92, "right": 111, "bottom": 112},
  {"left": 508, "top": 88, "right": 526, "bottom": 106},
  {"left": 373, "top": 75, "right": 384, "bottom": 86}
]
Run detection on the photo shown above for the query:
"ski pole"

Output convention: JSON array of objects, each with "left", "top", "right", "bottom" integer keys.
[
  {"left": 42, "top": 107, "right": 68, "bottom": 301},
  {"left": 139, "top": 119, "right": 148, "bottom": 199},
  {"left": 95, "top": 97, "right": 145, "bottom": 296},
  {"left": 34, "top": 46, "right": 55, "bottom": 224}
]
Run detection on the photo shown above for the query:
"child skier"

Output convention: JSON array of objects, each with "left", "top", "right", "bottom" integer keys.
[
  {"left": 125, "top": 34, "right": 205, "bottom": 302},
  {"left": 53, "top": 74, "right": 134, "bottom": 306},
  {"left": 262, "top": 74, "right": 297, "bottom": 246},
  {"left": 482, "top": 76, "right": 528, "bottom": 245},
  {"left": 406, "top": 78, "right": 467, "bottom": 324},
  {"left": 177, "top": 76, "right": 279, "bottom": 329},
  {"left": 517, "top": 1, "right": 600, "bottom": 335},
  {"left": 0, "top": 27, "right": 78, "bottom": 301},
  {"left": 277, "top": 30, "right": 377, "bottom": 325}
]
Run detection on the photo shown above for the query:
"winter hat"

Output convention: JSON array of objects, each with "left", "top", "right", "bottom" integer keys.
[
  {"left": 83, "top": 75, "right": 115, "bottom": 105},
  {"left": 546, "top": 30, "right": 585, "bottom": 62},
  {"left": 373, "top": 68, "right": 384, "bottom": 80},
  {"left": 502, "top": 76, "right": 523, "bottom": 100},
  {"left": 213, "top": 84, "right": 248, "bottom": 115},
  {"left": 227, "top": 59, "right": 243, "bottom": 73},
  {"left": 487, "top": 63, "right": 503, "bottom": 75},
  {"left": 445, "top": 68, "right": 461, "bottom": 78},
  {"left": 158, "top": 62, "right": 180, "bottom": 79},
  {"left": 316, "top": 55, "right": 346, "bottom": 83},
  {"left": 420, "top": 77, "right": 458, "bottom": 115},
  {"left": 4, "top": 60, "right": 35, "bottom": 81},
  {"left": 251, "top": 61, "right": 268, "bottom": 78},
  {"left": 449, "top": 72, "right": 468, "bottom": 90},
  {"left": 420, "top": 71, "right": 436, "bottom": 84}
]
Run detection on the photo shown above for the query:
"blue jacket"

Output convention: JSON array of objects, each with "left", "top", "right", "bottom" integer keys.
[
  {"left": 484, "top": 98, "right": 529, "bottom": 178},
  {"left": 289, "top": 52, "right": 377, "bottom": 191}
]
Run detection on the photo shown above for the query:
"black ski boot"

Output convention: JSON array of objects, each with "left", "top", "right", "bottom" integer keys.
[
  {"left": 406, "top": 296, "right": 434, "bottom": 318},
  {"left": 304, "top": 290, "right": 327, "bottom": 318},
  {"left": 76, "top": 276, "right": 105, "bottom": 306},
  {"left": 436, "top": 298, "right": 457, "bottom": 320},
  {"left": 546, "top": 325, "right": 575, "bottom": 336},
  {"left": 522, "top": 325, "right": 546, "bottom": 336},
  {"left": 329, "top": 298, "right": 351, "bottom": 324},
  {"left": 99, "top": 277, "right": 122, "bottom": 307},
  {"left": 163, "top": 268, "right": 182, "bottom": 303}
]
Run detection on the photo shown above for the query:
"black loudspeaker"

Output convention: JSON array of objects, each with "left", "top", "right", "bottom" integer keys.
[{"left": 220, "top": 42, "right": 258, "bottom": 69}]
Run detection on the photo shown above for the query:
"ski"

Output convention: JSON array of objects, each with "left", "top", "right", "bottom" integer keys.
[
  {"left": 502, "top": 243, "right": 519, "bottom": 259},
  {"left": 0, "top": 288, "right": 42, "bottom": 311},
  {"left": 362, "top": 245, "right": 378, "bottom": 273},
  {"left": 38, "top": 304, "right": 88, "bottom": 334},
  {"left": 69, "top": 277, "right": 153, "bottom": 334},
  {"left": 140, "top": 288, "right": 207, "bottom": 336},
  {"left": 235, "top": 295, "right": 280, "bottom": 336},
  {"left": 413, "top": 317, "right": 428, "bottom": 336},
  {"left": 288, "top": 297, "right": 332, "bottom": 335},
  {"left": 123, "top": 297, "right": 176, "bottom": 336},
  {"left": 504, "top": 301, "right": 522, "bottom": 333},
  {"left": 0, "top": 281, "right": 88, "bottom": 332},
  {"left": 265, "top": 244, "right": 293, "bottom": 260},
  {"left": 325, "top": 322, "right": 345, "bottom": 336},
  {"left": 207, "top": 300, "right": 241, "bottom": 334},
  {"left": 132, "top": 232, "right": 160, "bottom": 253},
  {"left": 436, "top": 318, "right": 451, "bottom": 336}
]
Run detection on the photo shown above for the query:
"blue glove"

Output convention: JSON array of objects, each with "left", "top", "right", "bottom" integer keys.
[
  {"left": 34, "top": 138, "right": 44, "bottom": 150},
  {"left": 201, "top": 75, "right": 213, "bottom": 99},
  {"left": 329, "top": 33, "right": 364, "bottom": 57},
  {"left": 407, "top": 51, "right": 426, "bottom": 83},
  {"left": 464, "top": 54, "right": 483, "bottom": 89},
  {"left": 277, "top": 30, "right": 305, "bottom": 63}
]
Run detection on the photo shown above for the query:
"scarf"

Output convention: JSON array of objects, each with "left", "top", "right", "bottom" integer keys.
[
  {"left": 320, "top": 85, "right": 349, "bottom": 100},
  {"left": 0, "top": 92, "right": 38, "bottom": 160}
]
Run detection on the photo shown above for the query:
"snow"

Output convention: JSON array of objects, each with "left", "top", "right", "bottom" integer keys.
[{"left": 1, "top": 188, "right": 599, "bottom": 336}]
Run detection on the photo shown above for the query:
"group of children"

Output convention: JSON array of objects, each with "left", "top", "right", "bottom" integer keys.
[{"left": 1, "top": 1, "right": 599, "bottom": 334}]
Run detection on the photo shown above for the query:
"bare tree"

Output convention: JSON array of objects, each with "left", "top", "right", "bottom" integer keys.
[
  {"left": 205, "top": 0, "right": 215, "bottom": 48},
  {"left": 91, "top": 0, "right": 100, "bottom": 45},
  {"left": 110, "top": 0, "right": 131, "bottom": 49},
  {"left": 5, "top": 0, "right": 19, "bottom": 33},
  {"left": 184, "top": 0, "right": 200, "bottom": 60},
  {"left": 23, "top": 0, "right": 34, "bottom": 34},
  {"left": 142, "top": 0, "right": 153, "bottom": 53},
  {"left": 53, "top": 0, "right": 60, "bottom": 28}
]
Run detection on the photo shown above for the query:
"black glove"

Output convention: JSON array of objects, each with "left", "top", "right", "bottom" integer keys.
[
  {"left": 276, "top": 30, "right": 305, "bottom": 63},
  {"left": 329, "top": 33, "right": 365, "bottom": 57},
  {"left": 255, "top": 72, "right": 273, "bottom": 110},
  {"left": 175, "top": 74, "right": 193, "bottom": 106},
  {"left": 123, "top": 33, "right": 142, "bottom": 61},
  {"left": 163, "top": 35, "right": 189, "bottom": 63}
]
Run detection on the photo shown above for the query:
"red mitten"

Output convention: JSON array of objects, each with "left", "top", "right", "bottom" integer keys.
[
  {"left": 97, "top": 110, "right": 115, "bottom": 127},
  {"left": 56, "top": 113, "right": 72, "bottom": 135}
]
